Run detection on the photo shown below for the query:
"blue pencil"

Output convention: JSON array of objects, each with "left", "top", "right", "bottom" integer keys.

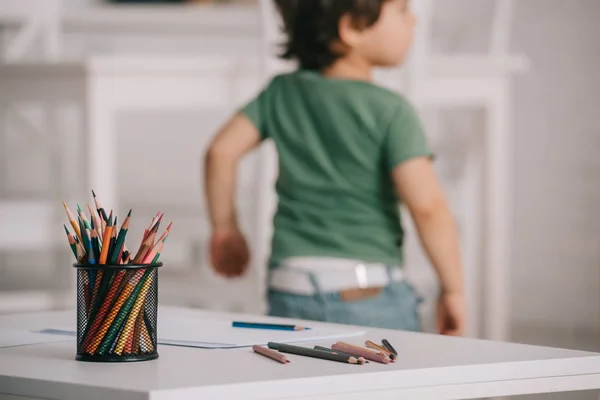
[{"left": 232, "top": 321, "right": 310, "bottom": 331}]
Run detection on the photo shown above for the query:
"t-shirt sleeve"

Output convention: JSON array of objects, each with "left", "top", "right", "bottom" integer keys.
[
  {"left": 239, "top": 79, "right": 274, "bottom": 140},
  {"left": 383, "top": 101, "right": 433, "bottom": 171}
]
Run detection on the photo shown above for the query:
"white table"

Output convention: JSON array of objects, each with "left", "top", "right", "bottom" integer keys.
[{"left": 1, "top": 307, "right": 599, "bottom": 400}]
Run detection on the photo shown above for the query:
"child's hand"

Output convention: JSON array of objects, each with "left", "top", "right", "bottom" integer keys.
[
  {"left": 436, "top": 292, "right": 466, "bottom": 336},
  {"left": 210, "top": 228, "right": 250, "bottom": 278}
]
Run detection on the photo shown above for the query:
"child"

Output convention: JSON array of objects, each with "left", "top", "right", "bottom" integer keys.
[{"left": 205, "top": 0, "right": 465, "bottom": 335}]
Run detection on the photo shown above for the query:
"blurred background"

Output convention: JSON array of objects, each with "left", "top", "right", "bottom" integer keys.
[{"left": 0, "top": 1, "right": 598, "bottom": 395}]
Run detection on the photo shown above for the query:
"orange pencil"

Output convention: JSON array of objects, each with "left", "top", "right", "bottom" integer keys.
[{"left": 99, "top": 211, "right": 113, "bottom": 264}]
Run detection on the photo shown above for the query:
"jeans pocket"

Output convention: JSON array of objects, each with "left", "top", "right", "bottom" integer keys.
[{"left": 385, "top": 281, "right": 423, "bottom": 332}]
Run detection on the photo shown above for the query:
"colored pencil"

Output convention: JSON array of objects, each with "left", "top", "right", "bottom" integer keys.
[
  {"left": 150, "top": 241, "right": 165, "bottom": 264},
  {"left": 75, "top": 238, "right": 87, "bottom": 264},
  {"left": 86, "top": 232, "right": 96, "bottom": 265},
  {"left": 91, "top": 190, "right": 108, "bottom": 222},
  {"left": 233, "top": 321, "right": 310, "bottom": 331},
  {"left": 87, "top": 203, "right": 103, "bottom": 240},
  {"left": 268, "top": 342, "right": 361, "bottom": 364},
  {"left": 332, "top": 343, "right": 391, "bottom": 364},
  {"left": 78, "top": 205, "right": 91, "bottom": 230},
  {"left": 62, "top": 201, "right": 82, "bottom": 243},
  {"left": 366, "top": 340, "right": 396, "bottom": 361},
  {"left": 109, "top": 210, "right": 131, "bottom": 264},
  {"left": 253, "top": 345, "right": 290, "bottom": 364},
  {"left": 314, "top": 346, "right": 368, "bottom": 364},
  {"left": 156, "top": 221, "right": 173, "bottom": 244},
  {"left": 90, "top": 229, "right": 101, "bottom": 262},
  {"left": 64, "top": 225, "right": 78, "bottom": 259},
  {"left": 382, "top": 339, "right": 398, "bottom": 356},
  {"left": 98, "top": 212, "right": 113, "bottom": 264}
]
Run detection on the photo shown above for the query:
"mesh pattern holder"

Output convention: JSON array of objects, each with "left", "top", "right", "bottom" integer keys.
[{"left": 74, "top": 263, "right": 162, "bottom": 362}]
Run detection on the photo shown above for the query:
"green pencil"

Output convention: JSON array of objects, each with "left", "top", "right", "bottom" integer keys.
[
  {"left": 64, "top": 225, "right": 77, "bottom": 259},
  {"left": 110, "top": 210, "right": 131, "bottom": 264}
]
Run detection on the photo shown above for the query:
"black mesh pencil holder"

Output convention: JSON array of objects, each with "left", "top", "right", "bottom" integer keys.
[{"left": 73, "top": 263, "right": 162, "bottom": 362}]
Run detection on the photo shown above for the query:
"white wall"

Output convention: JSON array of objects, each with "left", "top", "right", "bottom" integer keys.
[{"left": 510, "top": 0, "right": 600, "bottom": 336}]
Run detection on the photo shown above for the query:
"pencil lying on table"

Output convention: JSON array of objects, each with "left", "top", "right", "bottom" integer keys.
[
  {"left": 268, "top": 342, "right": 362, "bottom": 365},
  {"left": 233, "top": 321, "right": 310, "bottom": 331},
  {"left": 253, "top": 345, "right": 290, "bottom": 364},
  {"left": 365, "top": 340, "right": 396, "bottom": 361},
  {"left": 332, "top": 343, "right": 391, "bottom": 364},
  {"left": 314, "top": 346, "right": 368, "bottom": 364},
  {"left": 382, "top": 339, "right": 398, "bottom": 356}
]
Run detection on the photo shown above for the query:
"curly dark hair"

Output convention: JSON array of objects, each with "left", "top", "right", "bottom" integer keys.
[{"left": 273, "top": 0, "right": 389, "bottom": 70}]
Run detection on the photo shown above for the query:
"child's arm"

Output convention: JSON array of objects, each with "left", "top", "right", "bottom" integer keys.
[
  {"left": 392, "top": 157, "right": 466, "bottom": 336},
  {"left": 204, "top": 113, "right": 262, "bottom": 277}
]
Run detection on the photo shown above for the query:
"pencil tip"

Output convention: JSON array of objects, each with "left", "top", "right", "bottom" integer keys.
[
  {"left": 91, "top": 189, "right": 96, "bottom": 197},
  {"left": 63, "top": 225, "right": 69, "bottom": 235},
  {"left": 62, "top": 201, "right": 67, "bottom": 209},
  {"left": 127, "top": 209, "right": 132, "bottom": 217},
  {"left": 77, "top": 204, "right": 82, "bottom": 212}
]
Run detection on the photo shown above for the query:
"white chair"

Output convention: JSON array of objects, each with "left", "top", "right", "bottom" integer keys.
[{"left": 0, "top": 0, "right": 62, "bottom": 62}]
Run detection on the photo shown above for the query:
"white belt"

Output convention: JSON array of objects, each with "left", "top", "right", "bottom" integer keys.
[{"left": 269, "top": 257, "right": 404, "bottom": 296}]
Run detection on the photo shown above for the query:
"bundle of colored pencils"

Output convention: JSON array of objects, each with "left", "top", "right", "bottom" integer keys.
[{"left": 62, "top": 190, "right": 172, "bottom": 358}]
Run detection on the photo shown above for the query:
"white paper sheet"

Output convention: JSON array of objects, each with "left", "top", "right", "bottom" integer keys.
[
  {"left": 41, "top": 316, "right": 364, "bottom": 349},
  {"left": 0, "top": 329, "right": 72, "bottom": 348},
  {"left": 156, "top": 315, "right": 364, "bottom": 348}
]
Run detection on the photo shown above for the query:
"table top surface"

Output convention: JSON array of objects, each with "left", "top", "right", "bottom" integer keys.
[{"left": 1, "top": 306, "right": 599, "bottom": 400}]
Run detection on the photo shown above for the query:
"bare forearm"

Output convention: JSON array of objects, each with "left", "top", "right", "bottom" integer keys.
[
  {"left": 412, "top": 205, "right": 463, "bottom": 294},
  {"left": 205, "top": 151, "right": 237, "bottom": 231}
]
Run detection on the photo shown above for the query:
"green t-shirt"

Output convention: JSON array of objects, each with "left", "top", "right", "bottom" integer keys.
[{"left": 242, "top": 70, "right": 432, "bottom": 267}]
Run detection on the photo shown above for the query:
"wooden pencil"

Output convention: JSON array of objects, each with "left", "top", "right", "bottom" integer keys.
[
  {"left": 253, "top": 345, "right": 290, "bottom": 364},
  {"left": 78, "top": 204, "right": 91, "bottom": 230},
  {"left": 62, "top": 201, "right": 82, "bottom": 243},
  {"left": 64, "top": 225, "right": 78, "bottom": 259},
  {"left": 98, "top": 212, "right": 113, "bottom": 264},
  {"left": 268, "top": 342, "right": 361, "bottom": 364},
  {"left": 91, "top": 190, "right": 108, "bottom": 222},
  {"left": 314, "top": 346, "right": 368, "bottom": 364},
  {"left": 109, "top": 210, "right": 131, "bottom": 264},
  {"left": 382, "top": 339, "right": 398, "bottom": 356},
  {"left": 86, "top": 231, "right": 96, "bottom": 265},
  {"left": 90, "top": 229, "right": 101, "bottom": 262},
  {"left": 87, "top": 203, "right": 103, "bottom": 241},
  {"left": 366, "top": 340, "right": 396, "bottom": 361},
  {"left": 155, "top": 221, "right": 173, "bottom": 245},
  {"left": 332, "top": 343, "right": 391, "bottom": 364}
]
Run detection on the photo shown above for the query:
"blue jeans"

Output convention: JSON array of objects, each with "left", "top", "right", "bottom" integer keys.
[{"left": 267, "top": 266, "right": 423, "bottom": 331}]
